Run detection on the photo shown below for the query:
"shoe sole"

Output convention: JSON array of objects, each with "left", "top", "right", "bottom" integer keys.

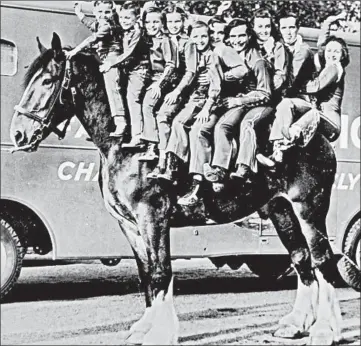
[
  {"left": 122, "top": 144, "right": 146, "bottom": 149},
  {"left": 177, "top": 200, "right": 198, "bottom": 206},
  {"left": 146, "top": 174, "right": 158, "bottom": 179},
  {"left": 230, "top": 174, "right": 242, "bottom": 180},
  {"left": 157, "top": 175, "right": 172, "bottom": 181},
  {"left": 138, "top": 157, "right": 159, "bottom": 162},
  {"left": 205, "top": 176, "right": 220, "bottom": 183},
  {"left": 256, "top": 154, "right": 275, "bottom": 167}
]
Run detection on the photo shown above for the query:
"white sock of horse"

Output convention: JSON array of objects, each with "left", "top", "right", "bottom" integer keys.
[
  {"left": 143, "top": 277, "right": 179, "bottom": 345},
  {"left": 277, "top": 272, "right": 318, "bottom": 335},
  {"left": 309, "top": 269, "right": 342, "bottom": 343}
]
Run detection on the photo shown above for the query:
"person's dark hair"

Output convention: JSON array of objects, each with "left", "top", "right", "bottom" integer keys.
[
  {"left": 320, "top": 35, "right": 350, "bottom": 68},
  {"left": 163, "top": 3, "right": 188, "bottom": 21},
  {"left": 188, "top": 1, "right": 207, "bottom": 15},
  {"left": 93, "top": 0, "right": 115, "bottom": 9},
  {"left": 208, "top": 15, "right": 227, "bottom": 28},
  {"left": 121, "top": 1, "right": 140, "bottom": 17},
  {"left": 188, "top": 20, "right": 210, "bottom": 37},
  {"left": 142, "top": 6, "right": 166, "bottom": 29},
  {"left": 251, "top": 7, "right": 282, "bottom": 42},
  {"left": 225, "top": 18, "right": 255, "bottom": 46},
  {"left": 276, "top": 9, "right": 300, "bottom": 28}
]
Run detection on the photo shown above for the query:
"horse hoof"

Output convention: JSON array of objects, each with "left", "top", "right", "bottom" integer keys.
[
  {"left": 274, "top": 324, "right": 302, "bottom": 339},
  {"left": 309, "top": 334, "right": 334, "bottom": 346},
  {"left": 125, "top": 331, "right": 146, "bottom": 345},
  {"left": 309, "top": 325, "right": 335, "bottom": 346}
]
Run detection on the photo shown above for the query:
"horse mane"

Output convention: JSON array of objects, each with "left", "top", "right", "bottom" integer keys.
[{"left": 24, "top": 45, "right": 102, "bottom": 88}]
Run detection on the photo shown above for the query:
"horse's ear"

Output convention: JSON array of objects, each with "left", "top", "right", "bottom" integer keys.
[
  {"left": 36, "top": 37, "right": 47, "bottom": 54},
  {"left": 51, "top": 32, "right": 63, "bottom": 60}
]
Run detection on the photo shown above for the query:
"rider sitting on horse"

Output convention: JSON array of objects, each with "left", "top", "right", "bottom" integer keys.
[
  {"left": 137, "top": 6, "right": 177, "bottom": 162},
  {"left": 176, "top": 16, "right": 249, "bottom": 206},
  {"left": 267, "top": 13, "right": 349, "bottom": 163},
  {"left": 250, "top": 7, "right": 290, "bottom": 101},
  {"left": 66, "top": 1, "right": 126, "bottom": 138},
  {"left": 156, "top": 20, "right": 223, "bottom": 186},
  {"left": 99, "top": 2, "right": 151, "bottom": 143},
  {"left": 265, "top": 10, "right": 316, "bottom": 162},
  {"left": 203, "top": 18, "right": 272, "bottom": 184},
  {"left": 146, "top": 4, "right": 198, "bottom": 179}
]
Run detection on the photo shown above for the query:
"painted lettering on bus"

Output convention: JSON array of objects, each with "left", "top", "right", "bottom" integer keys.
[
  {"left": 58, "top": 161, "right": 99, "bottom": 182},
  {"left": 58, "top": 161, "right": 360, "bottom": 192},
  {"left": 338, "top": 115, "right": 360, "bottom": 149},
  {"left": 332, "top": 173, "right": 360, "bottom": 191}
]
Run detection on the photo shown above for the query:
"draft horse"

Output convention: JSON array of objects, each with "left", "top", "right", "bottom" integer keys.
[{"left": 10, "top": 33, "right": 343, "bottom": 345}]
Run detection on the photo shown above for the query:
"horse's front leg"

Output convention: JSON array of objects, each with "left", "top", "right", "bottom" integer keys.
[
  {"left": 268, "top": 197, "right": 318, "bottom": 338},
  {"left": 128, "top": 200, "right": 179, "bottom": 345},
  {"left": 114, "top": 220, "right": 155, "bottom": 344},
  {"left": 142, "top": 209, "right": 179, "bottom": 346}
]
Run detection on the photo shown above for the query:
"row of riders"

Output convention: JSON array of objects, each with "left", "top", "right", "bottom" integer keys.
[{"left": 66, "top": 1, "right": 349, "bottom": 206}]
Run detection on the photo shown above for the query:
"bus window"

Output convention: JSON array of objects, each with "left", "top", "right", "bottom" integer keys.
[{"left": 1, "top": 39, "right": 17, "bottom": 76}]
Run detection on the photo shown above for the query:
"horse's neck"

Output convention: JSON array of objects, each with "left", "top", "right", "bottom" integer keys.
[{"left": 73, "top": 58, "right": 117, "bottom": 155}]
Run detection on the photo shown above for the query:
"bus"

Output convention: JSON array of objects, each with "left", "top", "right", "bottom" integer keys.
[{"left": 1, "top": 1, "right": 360, "bottom": 300}]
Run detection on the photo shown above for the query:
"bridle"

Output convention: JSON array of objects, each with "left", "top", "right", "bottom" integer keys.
[{"left": 12, "top": 58, "right": 77, "bottom": 153}]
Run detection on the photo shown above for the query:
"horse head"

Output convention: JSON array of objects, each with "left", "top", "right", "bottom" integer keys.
[{"left": 10, "top": 33, "right": 76, "bottom": 152}]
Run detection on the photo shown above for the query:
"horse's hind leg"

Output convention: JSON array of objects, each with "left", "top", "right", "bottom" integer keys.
[
  {"left": 268, "top": 197, "right": 318, "bottom": 338},
  {"left": 293, "top": 203, "right": 342, "bottom": 345}
]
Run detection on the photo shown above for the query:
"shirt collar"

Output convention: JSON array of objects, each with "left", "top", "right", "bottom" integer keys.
[
  {"left": 262, "top": 37, "right": 275, "bottom": 55},
  {"left": 286, "top": 34, "right": 303, "bottom": 54}
]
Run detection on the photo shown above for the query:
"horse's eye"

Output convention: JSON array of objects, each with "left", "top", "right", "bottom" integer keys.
[{"left": 43, "top": 79, "right": 52, "bottom": 86}]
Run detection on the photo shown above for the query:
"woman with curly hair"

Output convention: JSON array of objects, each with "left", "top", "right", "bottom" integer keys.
[{"left": 251, "top": 7, "right": 291, "bottom": 99}]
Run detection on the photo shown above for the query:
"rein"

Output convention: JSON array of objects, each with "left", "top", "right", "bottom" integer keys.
[{"left": 11, "top": 58, "right": 76, "bottom": 153}]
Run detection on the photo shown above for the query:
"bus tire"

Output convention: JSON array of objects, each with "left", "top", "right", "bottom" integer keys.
[
  {"left": 100, "top": 258, "right": 121, "bottom": 266},
  {"left": 247, "top": 256, "right": 290, "bottom": 280},
  {"left": 1, "top": 216, "right": 24, "bottom": 301},
  {"left": 338, "top": 218, "right": 360, "bottom": 292}
]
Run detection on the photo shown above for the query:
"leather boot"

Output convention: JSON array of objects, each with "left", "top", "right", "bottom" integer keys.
[
  {"left": 138, "top": 143, "right": 158, "bottom": 162},
  {"left": 230, "top": 164, "right": 252, "bottom": 180},
  {"left": 109, "top": 115, "right": 127, "bottom": 138},
  {"left": 157, "top": 153, "right": 178, "bottom": 182},
  {"left": 177, "top": 178, "right": 203, "bottom": 206},
  {"left": 204, "top": 163, "right": 227, "bottom": 183}
]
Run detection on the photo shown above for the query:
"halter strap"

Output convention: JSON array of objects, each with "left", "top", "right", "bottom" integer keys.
[
  {"left": 13, "top": 105, "right": 44, "bottom": 123},
  {"left": 13, "top": 57, "right": 76, "bottom": 151}
]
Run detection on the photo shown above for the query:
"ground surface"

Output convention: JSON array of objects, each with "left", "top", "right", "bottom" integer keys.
[{"left": 1, "top": 259, "right": 360, "bottom": 345}]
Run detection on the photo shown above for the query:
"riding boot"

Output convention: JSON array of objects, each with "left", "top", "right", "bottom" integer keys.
[
  {"left": 138, "top": 143, "right": 159, "bottom": 162},
  {"left": 147, "top": 152, "right": 166, "bottom": 179},
  {"left": 269, "top": 140, "right": 284, "bottom": 163},
  {"left": 288, "top": 124, "right": 303, "bottom": 145},
  {"left": 157, "top": 153, "right": 178, "bottom": 182},
  {"left": 110, "top": 115, "right": 127, "bottom": 138},
  {"left": 122, "top": 136, "right": 145, "bottom": 149},
  {"left": 177, "top": 177, "right": 203, "bottom": 206},
  {"left": 204, "top": 163, "right": 227, "bottom": 183},
  {"left": 230, "top": 164, "right": 252, "bottom": 181}
]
